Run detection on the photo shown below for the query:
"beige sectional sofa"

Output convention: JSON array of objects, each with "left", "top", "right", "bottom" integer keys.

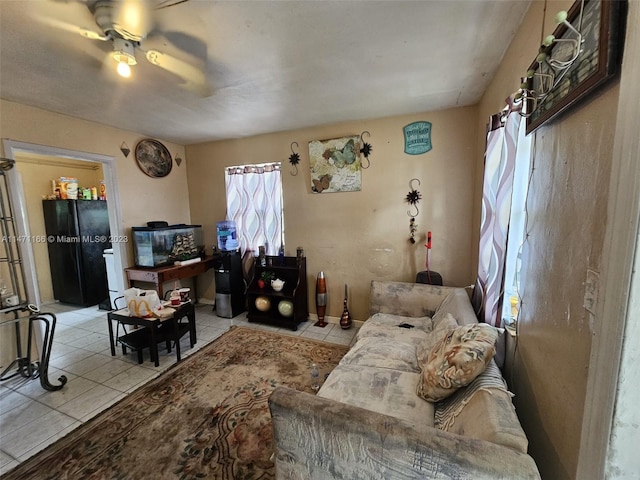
[{"left": 269, "top": 281, "right": 541, "bottom": 479}]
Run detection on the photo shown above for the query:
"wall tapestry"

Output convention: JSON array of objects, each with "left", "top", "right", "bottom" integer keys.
[
  {"left": 403, "top": 121, "right": 432, "bottom": 155},
  {"left": 308, "top": 136, "right": 362, "bottom": 193}
]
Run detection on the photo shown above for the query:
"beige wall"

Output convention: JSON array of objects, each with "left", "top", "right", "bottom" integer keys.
[
  {"left": 0, "top": 99, "right": 190, "bottom": 368},
  {"left": 478, "top": 1, "right": 622, "bottom": 479},
  {"left": 186, "top": 107, "right": 479, "bottom": 320},
  {"left": 15, "top": 155, "right": 104, "bottom": 303},
  {"left": 0, "top": 99, "right": 191, "bottom": 265}
]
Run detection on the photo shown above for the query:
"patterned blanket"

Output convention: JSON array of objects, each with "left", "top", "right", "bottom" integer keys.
[{"left": 434, "top": 360, "right": 509, "bottom": 431}]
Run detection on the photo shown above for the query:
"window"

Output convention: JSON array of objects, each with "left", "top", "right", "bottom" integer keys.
[
  {"left": 224, "top": 162, "right": 284, "bottom": 255},
  {"left": 501, "top": 120, "right": 532, "bottom": 326}
]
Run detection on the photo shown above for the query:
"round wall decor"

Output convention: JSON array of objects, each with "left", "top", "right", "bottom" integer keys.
[{"left": 135, "top": 139, "right": 173, "bottom": 178}]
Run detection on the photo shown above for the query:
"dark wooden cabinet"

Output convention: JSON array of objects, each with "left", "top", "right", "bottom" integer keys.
[{"left": 246, "top": 256, "right": 307, "bottom": 330}]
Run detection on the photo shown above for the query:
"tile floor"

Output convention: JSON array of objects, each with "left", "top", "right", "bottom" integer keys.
[{"left": 0, "top": 302, "right": 358, "bottom": 475}]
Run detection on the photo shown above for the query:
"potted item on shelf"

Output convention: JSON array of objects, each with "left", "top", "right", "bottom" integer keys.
[{"left": 258, "top": 270, "right": 275, "bottom": 289}]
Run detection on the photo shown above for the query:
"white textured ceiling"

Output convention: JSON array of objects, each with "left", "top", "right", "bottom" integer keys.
[{"left": 0, "top": 0, "right": 531, "bottom": 145}]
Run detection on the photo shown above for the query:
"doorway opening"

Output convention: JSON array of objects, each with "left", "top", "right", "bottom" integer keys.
[{"left": 2, "top": 140, "right": 126, "bottom": 307}]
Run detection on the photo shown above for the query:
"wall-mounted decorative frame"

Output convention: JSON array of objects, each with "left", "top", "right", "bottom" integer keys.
[
  {"left": 525, "top": 0, "right": 627, "bottom": 134},
  {"left": 403, "top": 121, "right": 432, "bottom": 155},
  {"left": 308, "top": 135, "right": 362, "bottom": 193},
  {"left": 135, "top": 139, "right": 173, "bottom": 178}
]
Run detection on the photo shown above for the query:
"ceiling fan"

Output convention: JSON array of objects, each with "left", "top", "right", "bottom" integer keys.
[{"left": 38, "top": 0, "right": 210, "bottom": 95}]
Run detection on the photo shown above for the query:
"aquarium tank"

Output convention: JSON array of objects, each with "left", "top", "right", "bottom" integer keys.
[{"left": 131, "top": 224, "right": 204, "bottom": 267}]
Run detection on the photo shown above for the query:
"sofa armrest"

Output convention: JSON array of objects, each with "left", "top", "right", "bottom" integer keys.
[{"left": 269, "top": 387, "right": 540, "bottom": 480}]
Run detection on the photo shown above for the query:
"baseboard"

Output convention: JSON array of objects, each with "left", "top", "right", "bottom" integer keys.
[
  {"left": 197, "top": 297, "right": 216, "bottom": 306},
  {"left": 306, "top": 313, "right": 364, "bottom": 329}
]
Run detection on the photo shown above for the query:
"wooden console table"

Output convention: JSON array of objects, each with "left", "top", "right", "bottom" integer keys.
[{"left": 125, "top": 256, "right": 216, "bottom": 300}]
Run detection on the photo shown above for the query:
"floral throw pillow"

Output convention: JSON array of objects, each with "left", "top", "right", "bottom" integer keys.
[
  {"left": 416, "top": 312, "right": 458, "bottom": 365},
  {"left": 417, "top": 323, "right": 498, "bottom": 403}
]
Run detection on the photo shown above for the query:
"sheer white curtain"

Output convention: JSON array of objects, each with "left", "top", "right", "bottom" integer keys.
[{"left": 224, "top": 163, "right": 283, "bottom": 256}]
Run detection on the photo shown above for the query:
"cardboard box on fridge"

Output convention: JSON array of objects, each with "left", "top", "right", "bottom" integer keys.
[{"left": 58, "top": 177, "right": 78, "bottom": 199}]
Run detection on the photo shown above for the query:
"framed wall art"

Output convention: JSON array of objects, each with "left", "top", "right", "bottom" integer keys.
[
  {"left": 308, "top": 135, "right": 362, "bottom": 193},
  {"left": 525, "top": 0, "right": 627, "bottom": 134},
  {"left": 403, "top": 121, "right": 432, "bottom": 155},
  {"left": 135, "top": 138, "right": 173, "bottom": 178}
]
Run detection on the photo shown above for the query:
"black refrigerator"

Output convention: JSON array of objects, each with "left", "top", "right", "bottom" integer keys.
[{"left": 42, "top": 199, "right": 111, "bottom": 306}]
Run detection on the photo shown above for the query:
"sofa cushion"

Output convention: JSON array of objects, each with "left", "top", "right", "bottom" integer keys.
[
  {"left": 339, "top": 336, "right": 420, "bottom": 373},
  {"left": 417, "top": 323, "right": 498, "bottom": 402},
  {"left": 319, "top": 364, "right": 434, "bottom": 428},
  {"left": 357, "top": 313, "right": 432, "bottom": 348}
]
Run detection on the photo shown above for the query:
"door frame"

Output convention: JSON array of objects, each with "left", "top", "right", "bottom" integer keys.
[{"left": 2, "top": 140, "right": 127, "bottom": 306}]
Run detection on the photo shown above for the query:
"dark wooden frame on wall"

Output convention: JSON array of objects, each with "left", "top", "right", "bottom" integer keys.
[{"left": 525, "top": 0, "right": 627, "bottom": 134}]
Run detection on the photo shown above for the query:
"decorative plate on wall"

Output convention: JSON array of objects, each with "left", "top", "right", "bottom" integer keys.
[{"left": 135, "top": 139, "right": 173, "bottom": 178}]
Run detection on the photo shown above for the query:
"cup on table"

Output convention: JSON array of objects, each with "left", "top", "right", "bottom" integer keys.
[
  {"left": 170, "top": 291, "right": 181, "bottom": 306},
  {"left": 178, "top": 288, "right": 190, "bottom": 303}
]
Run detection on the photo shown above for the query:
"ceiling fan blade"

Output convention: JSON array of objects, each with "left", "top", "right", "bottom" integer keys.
[
  {"left": 111, "top": 0, "right": 153, "bottom": 42},
  {"left": 33, "top": 15, "right": 108, "bottom": 40},
  {"left": 145, "top": 49, "right": 211, "bottom": 96}
]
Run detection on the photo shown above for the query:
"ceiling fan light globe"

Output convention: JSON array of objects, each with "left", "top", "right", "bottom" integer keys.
[{"left": 117, "top": 61, "right": 131, "bottom": 78}]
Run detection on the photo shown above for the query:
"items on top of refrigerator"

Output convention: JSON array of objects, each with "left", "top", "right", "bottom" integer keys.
[
  {"left": 57, "top": 177, "right": 78, "bottom": 199},
  {"left": 45, "top": 178, "right": 106, "bottom": 201}
]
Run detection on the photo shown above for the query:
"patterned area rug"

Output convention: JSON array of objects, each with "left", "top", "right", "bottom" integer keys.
[{"left": 3, "top": 327, "right": 349, "bottom": 480}]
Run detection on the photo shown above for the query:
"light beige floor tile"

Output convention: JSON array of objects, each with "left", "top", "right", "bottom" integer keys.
[
  {"left": 56, "top": 384, "right": 124, "bottom": 421},
  {"left": 54, "top": 311, "right": 91, "bottom": 325},
  {"left": 196, "top": 325, "right": 226, "bottom": 343},
  {"left": 1, "top": 410, "right": 78, "bottom": 459},
  {"left": 0, "top": 389, "right": 30, "bottom": 414},
  {"left": 0, "top": 452, "right": 20, "bottom": 475},
  {"left": 80, "top": 319, "right": 111, "bottom": 334},
  {"left": 305, "top": 323, "right": 336, "bottom": 336},
  {"left": 79, "top": 391, "right": 126, "bottom": 422},
  {"left": 53, "top": 328, "right": 92, "bottom": 345},
  {"left": 0, "top": 398, "right": 54, "bottom": 437},
  {"left": 80, "top": 338, "right": 113, "bottom": 354},
  {"left": 103, "top": 365, "right": 160, "bottom": 393},
  {"left": 17, "top": 420, "right": 81, "bottom": 462},
  {"left": 71, "top": 305, "right": 106, "bottom": 318},
  {"left": 62, "top": 353, "right": 115, "bottom": 376},
  {"left": 48, "top": 348, "right": 98, "bottom": 370},
  {"left": 0, "top": 450, "right": 16, "bottom": 468},
  {"left": 325, "top": 326, "right": 357, "bottom": 339},
  {"left": 37, "top": 377, "right": 100, "bottom": 409},
  {"left": 48, "top": 342, "right": 83, "bottom": 361},
  {"left": 300, "top": 331, "right": 328, "bottom": 342},
  {"left": 10, "top": 368, "right": 75, "bottom": 400},
  {"left": 81, "top": 358, "right": 135, "bottom": 384}
]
